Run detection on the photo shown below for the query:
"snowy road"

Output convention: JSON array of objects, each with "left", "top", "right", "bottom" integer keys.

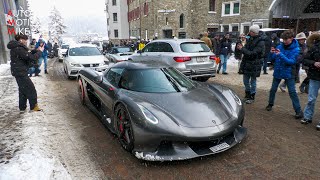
[{"left": 1, "top": 58, "right": 320, "bottom": 179}]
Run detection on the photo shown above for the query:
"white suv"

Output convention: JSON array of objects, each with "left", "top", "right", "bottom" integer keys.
[{"left": 129, "top": 39, "right": 216, "bottom": 81}]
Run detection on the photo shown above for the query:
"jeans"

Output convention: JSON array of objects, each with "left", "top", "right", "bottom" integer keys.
[
  {"left": 243, "top": 74, "right": 257, "bottom": 94},
  {"left": 262, "top": 57, "right": 268, "bottom": 73},
  {"left": 15, "top": 75, "right": 38, "bottom": 110},
  {"left": 38, "top": 56, "right": 48, "bottom": 71},
  {"left": 268, "top": 78, "right": 302, "bottom": 113},
  {"left": 304, "top": 79, "right": 320, "bottom": 120},
  {"left": 219, "top": 54, "right": 228, "bottom": 73}
]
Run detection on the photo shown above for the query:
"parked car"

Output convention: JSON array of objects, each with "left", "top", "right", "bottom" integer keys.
[
  {"left": 105, "top": 46, "right": 134, "bottom": 63},
  {"left": 58, "top": 44, "right": 70, "bottom": 62},
  {"left": 77, "top": 61, "right": 247, "bottom": 161},
  {"left": 63, "top": 44, "right": 109, "bottom": 79},
  {"left": 129, "top": 39, "right": 216, "bottom": 82}
]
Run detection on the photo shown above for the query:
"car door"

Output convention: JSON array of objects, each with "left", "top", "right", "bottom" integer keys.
[
  {"left": 131, "top": 42, "right": 159, "bottom": 61},
  {"left": 97, "top": 68, "right": 124, "bottom": 116},
  {"left": 157, "top": 42, "right": 175, "bottom": 65}
]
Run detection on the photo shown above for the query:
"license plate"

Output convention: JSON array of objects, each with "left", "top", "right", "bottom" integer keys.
[
  {"left": 195, "top": 57, "right": 207, "bottom": 63},
  {"left": 209, "top": 142, "right": 230, "bottom": 152}
]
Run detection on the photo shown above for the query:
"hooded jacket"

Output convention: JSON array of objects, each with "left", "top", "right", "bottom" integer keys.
[
  {"left": 270, "top": 39, "right": 300, "bottom": 79},
  {"left": 35, "top": 39, "right": 48, "bottom": 57},
  {"left": 7, "top": 40, "right": 42, "bottom": 77},
  {"left": 303, "top": 33, "right": 320, "bottom": 81}
]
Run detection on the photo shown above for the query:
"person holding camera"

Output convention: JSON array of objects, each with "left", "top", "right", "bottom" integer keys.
[
  {"left": 35, "top": 39, "right": 49, "bottom": 74},
  {"left": 7, "top": 33, "right": 44, "bottom": 112},
  {"left": 265, "top": 31, "right": 303, "bottom": 119},
  {"left": 236, "top": 25, "right": 265, "bottom": 104},
  {"left": 300, "top": 33, "right": 320, "bottom": 129}
]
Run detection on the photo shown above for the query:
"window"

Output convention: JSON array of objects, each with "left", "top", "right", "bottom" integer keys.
[
  {"left": 142, "top": 43, "right": 158, "bottom": 52},
  {"left": 233, "top": 2, "right": 239, "bottom": 14},
  {"left": 179, "top": 14, "right": 184, "bottom": 28},
  {"left": 209, "top": 0, "right": 216, "bottom": 11},
  {"left": 119, "top": 68, "right": 196, "bottom": 93},
  {"left": 114, "top": 29, "right": 119, "bottom": 38},
  {"left": 112, "top": 0, "right": 116, "bottom": 6},
  {"left": 144, "top": 2, "right": 149, "bottom": 15},
  {"left": 113, "top": 13, "right": 118, "bottom": 22},
  {"left": 222, "top": 1, "right": 240, "bottom": 16},
  {"left": 157, "top": 42, "right": 174, "bottom": 52},
  {"left": 105, "top": 68, "right": 124, "bottom": 87},
  {"left": 180, "top": 42, "right": 211, "bottom": 53},
  {"left": 231, "top": 24, "right": 239, "bottom": 32}
]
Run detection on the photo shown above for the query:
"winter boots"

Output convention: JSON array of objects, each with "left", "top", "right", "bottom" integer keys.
[
  {"left": 45, "top": 70, "right": 48, "bottom": 74},
  {"left": 31, "top": 104, "right": 42, "bottom": 112},
  {"left": 244, "top": 91, "right": 255, "bottom": 104}
]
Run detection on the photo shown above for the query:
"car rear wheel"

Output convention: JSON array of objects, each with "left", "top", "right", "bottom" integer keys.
[
  {"left": 115, "top": 104, "right": 134, "bottom": 152},
  {"left": 78, "top": 78, "right": 85, "bottom": 105}
]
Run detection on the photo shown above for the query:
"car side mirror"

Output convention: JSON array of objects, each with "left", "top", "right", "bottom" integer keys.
[{"left": 94, "top": 75, "right": 103, "bottom": 84}]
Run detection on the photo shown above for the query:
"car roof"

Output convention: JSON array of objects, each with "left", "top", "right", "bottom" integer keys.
[
  {"left": 69, "top": 43, "right": 98, "bottom": 48},
  {"left": 150, "top": 39, "right": 204, "bottom": 44},
  {"left": 259, "top": 28, "right": 289, "bottom": 32},
  {"left": 111, "top": 61, "right": 170, "bottom": 70}
]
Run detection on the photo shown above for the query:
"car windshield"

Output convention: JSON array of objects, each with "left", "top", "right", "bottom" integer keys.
[
  {"left": 119, "top": 68, "right": 196, "bottom": 93},
  {"left": 115, "top": 47, "right": 132, "bottom": 53},
  {"left": 61, "top": 45, "right": 69, "bottom": 49},
  {"left": 69, "top": 47, "right": 101, "bottom": 56},
  {"left": 180, "top": 42, "right": 210, "bottom": 53}
]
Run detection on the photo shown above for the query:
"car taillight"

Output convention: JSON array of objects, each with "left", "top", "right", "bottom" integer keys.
[
  {"left": 173, "top": 56, "right": 191, "bottom": 62},
  {"left": 209, "top": 55, "right": 216, "bottom": 61}
]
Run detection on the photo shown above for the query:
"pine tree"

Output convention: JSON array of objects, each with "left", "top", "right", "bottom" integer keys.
[{"left": 48, "top": 7, "right": 67, "bottom": 41}]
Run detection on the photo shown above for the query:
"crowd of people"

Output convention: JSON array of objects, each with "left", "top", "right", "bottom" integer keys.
[{"left": 201, "top": 25, "right": 320, "bottom": 130}]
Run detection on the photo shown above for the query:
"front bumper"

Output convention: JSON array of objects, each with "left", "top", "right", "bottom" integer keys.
[
  {"left": 134, "top": 125, "right": 247, "bottom": 161},
  {"left": 68, "top": 65, "right": 108, "bottom": 77}
]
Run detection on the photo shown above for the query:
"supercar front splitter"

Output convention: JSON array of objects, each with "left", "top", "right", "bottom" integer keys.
[{"left": 134, "top": 125, "right": 247, "bottom": 161}]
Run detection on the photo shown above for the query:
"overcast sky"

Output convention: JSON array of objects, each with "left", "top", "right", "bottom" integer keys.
[
  {"left": 28, "top": 0, "right": 106, "bottom": 18},
  {"left": 28, "top": 0, "right": 108, "bottom": 36}
]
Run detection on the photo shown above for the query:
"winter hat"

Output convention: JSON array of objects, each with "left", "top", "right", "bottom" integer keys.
[
  {"left": 249, "top": 25, "right": 260, "bottom": 34},
  {"left": 295, "top": 32, "right": 307, "bottom": 40}
]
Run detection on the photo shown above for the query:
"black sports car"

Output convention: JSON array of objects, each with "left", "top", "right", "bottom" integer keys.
[{"left": 77, "top": 61, "right": 247, "bottom": 161}]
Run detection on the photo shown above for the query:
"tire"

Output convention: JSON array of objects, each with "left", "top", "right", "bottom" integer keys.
[
  {"left": 115, "top": 104, "right": 134, "bottom": 152},
  {"left": 78, "top": 78, "right": 86, "bottom": 105}
]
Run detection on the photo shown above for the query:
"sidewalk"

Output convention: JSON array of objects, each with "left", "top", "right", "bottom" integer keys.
[{"left": 0, "top": 62, "right": 71, "bottom": 179}]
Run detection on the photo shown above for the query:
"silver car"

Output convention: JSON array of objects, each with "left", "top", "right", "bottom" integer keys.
[
  {"left": 129, "top": 39, "right": 216, "bottom": 81},
  {"left": 105, "top": 46, "right": 134, "bottom": 63}
]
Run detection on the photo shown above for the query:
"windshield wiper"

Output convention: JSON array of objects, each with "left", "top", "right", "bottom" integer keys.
[{"left": 161, "top": 69, "right": 181, "bottom": 92}]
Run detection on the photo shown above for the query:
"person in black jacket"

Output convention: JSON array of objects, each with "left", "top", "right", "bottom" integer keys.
[
  {"left": 300, "top": 33, "right": 320, "bottom": 130},
  {"left": 7, "top": 34, "right": 44, "bottom": 112},
  {"left": 237, "top": 25, "right": 265, "bottom": 104},
  {"left": 218, "top": 33, "right": 232, "bottom": 74}
]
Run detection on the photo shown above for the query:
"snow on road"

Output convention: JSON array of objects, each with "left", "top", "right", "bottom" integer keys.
[{"left": 0, "top": 63, "right": 71, "bottom": 179}]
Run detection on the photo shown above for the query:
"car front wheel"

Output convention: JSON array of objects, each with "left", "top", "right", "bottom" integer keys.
[{"left": 115, "top": 104, "right": 134, "bottom": 152}]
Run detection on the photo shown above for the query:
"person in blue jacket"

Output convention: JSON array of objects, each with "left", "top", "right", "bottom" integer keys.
[
  {"left": 265, "top": 31, "right": 303, "bottom": 119},
  {"left": 35, "top": 39, "right": 49, "bottom": 74}
]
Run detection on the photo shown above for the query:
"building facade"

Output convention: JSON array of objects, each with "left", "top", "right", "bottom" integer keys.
[
  {"left": 0, "top": 0, "right": 29, "bottom": 64},
  {"left": 105, "top": 0, "right": 130, "bottom": 44},
  {"left": 127, "top": 0, "right": 320, "bottom": 40}
]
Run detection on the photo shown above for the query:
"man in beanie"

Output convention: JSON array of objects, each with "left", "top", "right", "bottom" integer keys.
[
  {"left": 7, "top": 33, "right": 44, "bottom": 112},
  {"left": 236, "top": 24, "right": 265, "bottom": 104},
  {"left": 266, "top": 31, "right": 303, "bottom": 119}
]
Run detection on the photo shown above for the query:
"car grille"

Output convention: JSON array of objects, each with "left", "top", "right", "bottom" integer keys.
[{"left": 82, "top": 64, "right": 99, "bottom": 67}]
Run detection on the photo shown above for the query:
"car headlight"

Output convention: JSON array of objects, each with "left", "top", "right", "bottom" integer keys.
[
  {"left": 138, "top": 104, "right": 159, "bottom": 124},
  {"left": 70, "top": 62, "right": 81, "bottom": 67},
  {"left": 229, "top": 89, "right": 242, "bottom": 106}
]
